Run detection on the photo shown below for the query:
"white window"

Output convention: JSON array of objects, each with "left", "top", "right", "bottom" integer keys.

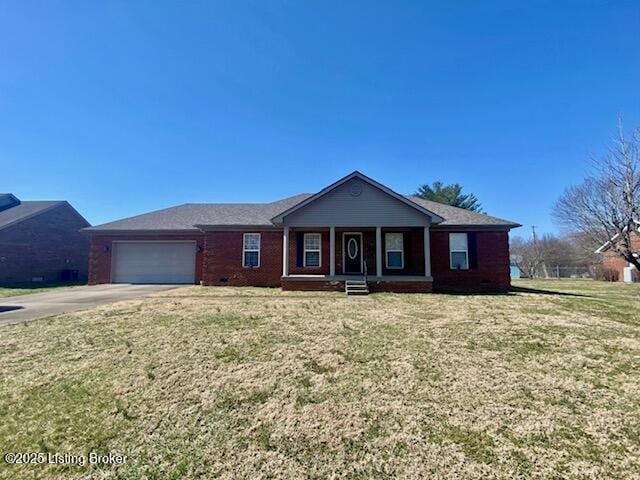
[
  {"left": 243, "top": 233, "right": 260, "bottom": 268},
  {"left": 450, "top": 233, "right": 468, "bottom": 270},
  {"left": 385, "top": 233, "right": 404, "bottom": 269},
  {"left": 304, "top": 233, "right": 321, "bottom": 267}
]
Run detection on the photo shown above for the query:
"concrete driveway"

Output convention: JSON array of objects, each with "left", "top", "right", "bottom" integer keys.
[{"left": 0, "top": 284, "right": 181, "bottom": 326}]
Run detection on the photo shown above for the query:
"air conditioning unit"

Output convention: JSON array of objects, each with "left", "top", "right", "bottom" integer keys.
[{"left": 623, "top": 266, "right": 638, "bottom": 283}]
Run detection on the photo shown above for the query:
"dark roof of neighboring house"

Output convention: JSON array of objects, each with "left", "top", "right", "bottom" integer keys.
[
  {"left": 0, "top": 193, "right": 20, "bottom": 212},
  {"left": 85, "top": 191, "right": 520, "bottom": 233},
  {"left": 0, "top": 201, "right": 71, "bottom": 231}
]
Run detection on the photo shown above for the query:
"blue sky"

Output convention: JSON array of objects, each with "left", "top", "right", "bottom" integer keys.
[{"left": 1, "top": 1, "right": 639, "bottom": 236}]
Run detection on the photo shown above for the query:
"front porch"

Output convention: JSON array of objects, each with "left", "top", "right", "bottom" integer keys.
[
  {"left": 281, "top": 275, "right": 433, "bottom": 293},
  {"left": 271, "top": 172, "right": 443, "bottom": 293},
  {"left": 281, "top": 226, "right": 433, "bottom": 293}
]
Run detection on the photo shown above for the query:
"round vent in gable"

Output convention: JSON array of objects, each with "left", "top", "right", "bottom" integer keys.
[{"left": 349, "top": 182, "right": 363, "bottom": 197}]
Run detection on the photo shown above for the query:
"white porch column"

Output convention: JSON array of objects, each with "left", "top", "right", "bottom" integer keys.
[
  {"left": 282, "top": 226, "right": 289, "bottom": 277},
  {"left": 376, "top": 226, "right": 382, "bottom": 277},
  {"left": 424, "top": 225, "right": 431, "bottom": 277},
  {"left": 329, "top": 227, "right": 336, "bottom": 277}
]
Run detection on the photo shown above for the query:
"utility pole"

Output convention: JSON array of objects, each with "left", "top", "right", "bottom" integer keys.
[{"left": 531, "top": 226, "right": 538, "bottom": 278}]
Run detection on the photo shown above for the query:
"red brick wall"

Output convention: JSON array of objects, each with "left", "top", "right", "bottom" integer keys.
[
  {"left": 0, "top": 204, "right": 89, "bottom": 284},
  {"left": 381, "top": 228, "right": 425, "bottom": 276},
  {"left": 362, "top": 230, "right": 377, "bottom": 275},
  {"left": 88, "top": 234, "right": 204, "bottom": 285},
  {"left": 288, "top": 229, "right": 330, "bottom": 275},
  {"left": 333, "top": 229, "right": 424, "bottom": 276},
  {"left": 431, "top": 230, "right": 511, "bottom": 292},
  {"left": 287, "top": 229, "right": 423, "bottom": 276},
  {"left": 87, "top": 228, "right": 513, "bottom": 292},
  {"left": 601, "top": 232, "right": 640, "bottom": 281},
  {"left": 334, "top": 230, "right": 346, "bottom": 274},
  {"left": 602, "top": 253, "right": 626, "bottom": 281},
  {"left": 202, "top": 230, "right": 282, "bottom": 286}
]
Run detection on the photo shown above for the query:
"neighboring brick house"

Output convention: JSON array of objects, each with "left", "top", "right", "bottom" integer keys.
[
  {"left": 0, "top": 193, "right": 90, "bottom": 284},
  {"left": 596, "top": 226, "right": 640, "bottom": 282},
  {"left": 84, "top": 172, "right": 521, "bottom": 293}
]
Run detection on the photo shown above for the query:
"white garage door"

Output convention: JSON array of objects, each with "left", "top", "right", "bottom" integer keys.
[{"left": 112, "top": 242, "right": 196, "bottom": 284}]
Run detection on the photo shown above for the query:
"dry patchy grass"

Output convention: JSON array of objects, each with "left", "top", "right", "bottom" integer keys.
[
  {"left": 0, "top": 282, "right": 85, "bottom": 298},
  {"left": 0, "top": 279, "right": 639, "bottom": 479}
]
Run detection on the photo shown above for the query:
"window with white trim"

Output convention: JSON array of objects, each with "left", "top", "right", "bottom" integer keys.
[
  {"left": 385, "top": 233, "right": 404, "bottom": 269},
  {"left": 303, "top": 233, "right": 321, "bottom": 267},
  {"left": 449, "top": 233, "right": 468, "bottom": 270},
  {"left": 243, "top": 233, "right": 260, "bottom": 268}
]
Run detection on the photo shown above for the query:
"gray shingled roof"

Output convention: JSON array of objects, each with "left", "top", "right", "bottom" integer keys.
[
  {"left": 85, "top": 194, "right": 313, "bottom": 232},
  {"left": 0, "top": 201, "right": 67, "bottom": 231},
  {"left": 85, "top": 192, "right": 519, "bottom": 232},
  {"left": 406, "top": 196, "right": 521, "bottom": 228}
]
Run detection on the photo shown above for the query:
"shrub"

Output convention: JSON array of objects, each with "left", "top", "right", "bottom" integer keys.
[{"left": 594, "top": 265, "right": 619, "bottom": 282}]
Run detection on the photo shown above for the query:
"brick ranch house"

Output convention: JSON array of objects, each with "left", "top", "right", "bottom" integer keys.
[
  {"left": 0, "top": 193, "right": 90, "bottom": 284},
  {"left": 84, "top": 172, "right": 521, "bottom": 293},
  {"left": 596, "top": 225, "right": 640, "bottom": 282}
]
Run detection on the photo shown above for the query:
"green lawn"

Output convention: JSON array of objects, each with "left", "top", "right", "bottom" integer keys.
[
  {"left": 0, "top": 279, "right": 639, "bottom": 479},
  {"left": 0, "top": 282, "right": 85, "bottom": 298}
]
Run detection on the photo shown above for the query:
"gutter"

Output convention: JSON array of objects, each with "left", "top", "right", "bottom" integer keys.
[
  {"left": 194, "top": 224, "right": 281, "bottom": 231},
  {"left": 430, "top": 224, "right": 521, "bottom": 231},
  {"left": 81, "top": 228, "right": 203, "bottom": 236}
]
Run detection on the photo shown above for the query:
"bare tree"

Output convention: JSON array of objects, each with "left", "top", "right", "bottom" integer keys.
[
  {"left": 554, "top": 122, "right": 640, "bottom": 270},
  {"left": 567, "top": 231, "right": 601, "bottom": 266},
  {"left": 511, "top": 233, "right": 597, "bottom": 278},
  {"left": 511, "top": 236, "right": 543, "bottom": 278}
]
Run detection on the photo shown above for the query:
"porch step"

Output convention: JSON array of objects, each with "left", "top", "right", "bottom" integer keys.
[{"left": 345, "top": 279, "right": 369, "bottom": 295}]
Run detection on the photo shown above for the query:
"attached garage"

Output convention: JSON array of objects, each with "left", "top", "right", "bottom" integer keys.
[{"left": 111, "top": 241, "right": 197, "bottom": 284}]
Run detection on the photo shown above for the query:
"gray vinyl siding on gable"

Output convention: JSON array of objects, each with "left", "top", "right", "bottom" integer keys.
[{"left": 282, "top": 178, "right": 431, "bottom": 227}]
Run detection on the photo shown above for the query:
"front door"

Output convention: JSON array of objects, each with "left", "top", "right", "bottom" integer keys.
[{"left": 343, "top": 233, "right": 362, "bottom": 274}]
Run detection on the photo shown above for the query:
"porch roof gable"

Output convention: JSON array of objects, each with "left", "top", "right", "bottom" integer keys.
[{"left": 271, "top": 171, "right": 445, "bottom": 226}]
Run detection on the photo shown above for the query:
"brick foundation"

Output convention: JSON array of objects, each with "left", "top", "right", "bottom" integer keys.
[
  {"left": 368, "top": 280, "right": 432, "bottom": 293},
  {"left": 281, "top": 278, "right": 433, "bottom": 293},
  {"left": 281, "top": 279, "right": 344, "bottom": 291}
]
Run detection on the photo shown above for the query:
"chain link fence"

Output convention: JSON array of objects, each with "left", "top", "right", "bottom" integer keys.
[{"left": 516, "top": 265, "right": 594, "bottom": 279}]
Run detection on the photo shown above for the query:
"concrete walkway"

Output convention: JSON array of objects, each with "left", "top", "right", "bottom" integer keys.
[{"left": 0, "top": 284, "right": 181, "bottom": 326}]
